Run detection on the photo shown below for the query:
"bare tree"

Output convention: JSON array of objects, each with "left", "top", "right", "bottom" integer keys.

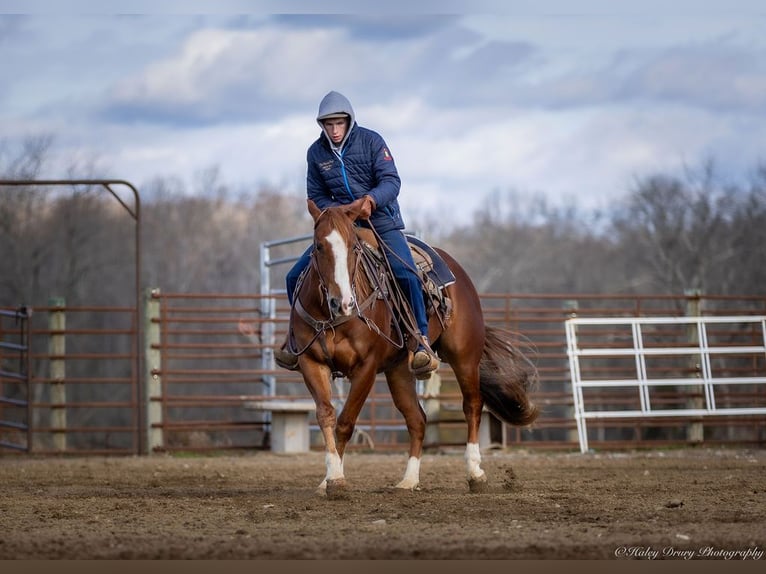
[
  {"left": 0, "top": 136, "right": 55, "bottom": 305},
  {"left": 140, "top": 171, "right": 309, "bottom": 295},
  {"left": 726, "top": 164, "right": 766, "bottom": 295},
  {"left": 611, "top": 161, "right": 738, "bottom": 293},
  {"left": 2, "top": 137, "right": 763, "bottom": 306},
  {"left": 441, "top": 190, "right": 616, "bottom": 294}
]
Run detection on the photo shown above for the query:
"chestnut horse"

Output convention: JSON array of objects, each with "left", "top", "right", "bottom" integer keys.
[{"left": 286, "top": 199, "right": 538, "bottom": 496}]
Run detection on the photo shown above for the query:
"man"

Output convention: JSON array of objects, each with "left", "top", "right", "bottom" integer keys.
[{"left": 274, "top": 90, "right": 439, "bottom": 378}]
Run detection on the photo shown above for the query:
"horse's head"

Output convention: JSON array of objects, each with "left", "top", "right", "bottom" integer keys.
[{"left": 308, "top": 199, "right": 364, "bottom": 318}]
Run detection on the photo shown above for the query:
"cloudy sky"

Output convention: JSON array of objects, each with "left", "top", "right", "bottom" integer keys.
[{"left": 2, "top": 1, "right": 765, "bottom": 224}]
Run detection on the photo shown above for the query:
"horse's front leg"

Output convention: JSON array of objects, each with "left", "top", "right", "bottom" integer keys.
[
  {"left": 335, "top": 364, "right": 378, "bottom": 459},
  {"left": 300, "top": 360, "right": 343, "bottom": 495},
  {"left": 317, "top": 358, "right": 377, "bottom": 498},
  {"left": 385, "top": 361, "right": 427, "bottom": 491}
]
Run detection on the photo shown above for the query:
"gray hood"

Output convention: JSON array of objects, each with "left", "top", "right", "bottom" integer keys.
[{"left": 316, "top": 91, "right": 356, "bottom": 150}]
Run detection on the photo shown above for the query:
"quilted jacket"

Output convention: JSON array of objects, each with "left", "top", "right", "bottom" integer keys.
[{"left": 307, "top": 91, "right": 405, "bottom": 233}]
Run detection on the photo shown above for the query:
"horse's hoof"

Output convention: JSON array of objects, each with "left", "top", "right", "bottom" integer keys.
[
  {"left": 468, "top": 475, "right": 489, "bottom": 493},
  {"left": 325, "top": 478, "right": 349, "bottom": 500},
  {"left": 393, "top": 482, "right": 419, "bottom": 494}
]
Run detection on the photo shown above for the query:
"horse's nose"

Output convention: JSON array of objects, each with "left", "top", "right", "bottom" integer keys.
[
  {"left": 342, "top": 295, "right": 356, "bottom": 315},
  {"left": 330, "top": 295, "right": 355, "bottom": 316}
]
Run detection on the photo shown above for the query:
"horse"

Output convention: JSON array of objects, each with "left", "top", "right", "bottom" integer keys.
[{"left": 285, "top": 199, "right": 539, "bottom": 496}]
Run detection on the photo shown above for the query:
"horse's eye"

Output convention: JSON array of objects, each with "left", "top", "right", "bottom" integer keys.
[{"left": 315, "top": 242, "right": 323, "bottom": 252}]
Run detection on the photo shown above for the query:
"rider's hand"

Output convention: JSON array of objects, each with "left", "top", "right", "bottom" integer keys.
[{"left": 350, "top": 195, "right": 375, "bottom": 219}]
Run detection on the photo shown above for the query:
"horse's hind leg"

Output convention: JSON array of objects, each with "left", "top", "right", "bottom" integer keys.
[
  {"left": 443, "top": 353, "right": 488, "bottom": 492},
  {"left": 436, "top": 248, "right": 491, "bottom": 492},
  {"left": 385, "top": 363, "right": 426, "bottom": 490}
]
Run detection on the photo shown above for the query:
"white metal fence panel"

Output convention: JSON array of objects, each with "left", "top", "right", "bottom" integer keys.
[{"left": 566, "top": 316, "right": 766, "bottom": 452}]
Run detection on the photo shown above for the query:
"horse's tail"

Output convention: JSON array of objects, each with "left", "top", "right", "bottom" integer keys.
[{"left": 479, "top": 326, "right": 540, "bottom": 427}]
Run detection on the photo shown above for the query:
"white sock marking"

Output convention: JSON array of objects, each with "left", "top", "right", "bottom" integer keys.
[
  {"left": 395, "top": 456, "right": 421, "bottom": 490},
  {"left": 465, "top": 442, "right": 486, "bottom": 481},
  {"left": 325, "top": 451, "right": 344, "bottom": 481}
]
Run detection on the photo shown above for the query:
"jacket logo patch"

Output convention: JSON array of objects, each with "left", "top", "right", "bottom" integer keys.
[
  {"left": 318, "top": 159, "right": 334, "bottom": 172},
  {"left": 382, "top": 147, "right": 393, "bottom": 161}
]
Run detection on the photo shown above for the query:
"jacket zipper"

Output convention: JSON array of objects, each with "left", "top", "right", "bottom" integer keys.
[{"left": 335, "top": 148, "right": 356, "bottom": 202}]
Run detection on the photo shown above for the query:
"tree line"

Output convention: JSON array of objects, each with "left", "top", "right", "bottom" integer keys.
[{"left": 1, "top": 136, "right": 765, "bottom": 308}]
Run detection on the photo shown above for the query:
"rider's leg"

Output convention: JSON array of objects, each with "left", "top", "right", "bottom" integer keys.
[
  {"left": 286, "top": 246, "right": 313, "bottom": 305},
  {"left": 274, "top": 247, "right": 313, "bottom": 370},
  {"left": 378, "top": 229, "right": 439, "bottom": 378}
]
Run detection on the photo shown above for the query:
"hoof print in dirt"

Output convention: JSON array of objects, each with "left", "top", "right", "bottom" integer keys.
[
  {"left": 391, "top": 485, "right": 419, "bottom": 495},
  {"left": 468, "top": 476, "right": 489, "bottom": 493},
  {"left": 502, "top": 467, "right": 522, "bottom": 492}
]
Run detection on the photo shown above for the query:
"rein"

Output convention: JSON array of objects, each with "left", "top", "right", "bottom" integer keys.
[{"left": 285, "top": 214, "right": 406, "bottom": 365}]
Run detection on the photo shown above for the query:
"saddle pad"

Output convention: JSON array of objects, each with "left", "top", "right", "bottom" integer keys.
[{"left": 405, "top": 234, "right": 456, "bottom": 288}]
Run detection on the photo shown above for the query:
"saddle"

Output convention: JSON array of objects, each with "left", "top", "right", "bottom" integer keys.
[
  {"left": 356, "top": 230, "right": 455, "bottom": 330},
  {"left": 405, "top": 235, "right": 455, "bottom": 327},
  {"left": 405, "top": 234, "right": 456, "bottom": 289}
]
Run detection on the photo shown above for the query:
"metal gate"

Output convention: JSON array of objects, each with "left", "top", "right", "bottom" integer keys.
[
  {"left": 0, "top": 307, "right": 32, "bottom": 451},
  {"left": 567, "top": 315, "right": 766, "bottom": 453},
  {"left": 0, "top": 179, "right": 144, "bottom": 453},
  {"left": 259, "top": 233, "right": 311, "bottom": 396}
]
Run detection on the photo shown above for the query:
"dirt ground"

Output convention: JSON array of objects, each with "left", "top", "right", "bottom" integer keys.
[{"left": 0, "top": 447, "right": 764, "bottom": 560}]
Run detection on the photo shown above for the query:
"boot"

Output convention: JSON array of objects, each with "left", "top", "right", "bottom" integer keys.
[
  {"left": 410, "top": 336, "right": 439, "bottom": 379},
  {"left": 274, "top": 345, "right": 299, "bottom": 371}
]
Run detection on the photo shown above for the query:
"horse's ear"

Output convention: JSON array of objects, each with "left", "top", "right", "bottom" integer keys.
[{"left": 307, "top": 199, "right": 322, "bottom": 221}]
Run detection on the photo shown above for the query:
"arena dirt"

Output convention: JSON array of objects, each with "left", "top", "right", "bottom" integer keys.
[{"left": 0, "top": 448, "right": 763, "bottom": 560}]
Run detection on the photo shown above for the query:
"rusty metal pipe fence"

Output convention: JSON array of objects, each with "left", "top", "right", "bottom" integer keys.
[
  {"left": 0, "top": 178, "right": 143, "bottom": 455},
  {"left": 0, "top": 302, "right": 137, "bottom": 454},
  {"left": 3, "top": 292, "right": 764, "bottom": 455}
]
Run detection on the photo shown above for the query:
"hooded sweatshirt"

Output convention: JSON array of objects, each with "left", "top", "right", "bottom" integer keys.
[{"left": 307, "top": 91, "right": 404, "bottom": 233}]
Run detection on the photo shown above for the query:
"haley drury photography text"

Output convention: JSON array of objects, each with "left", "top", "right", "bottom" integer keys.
[{"left": 615, "top": 545, "right": 764, "bottom": 560}]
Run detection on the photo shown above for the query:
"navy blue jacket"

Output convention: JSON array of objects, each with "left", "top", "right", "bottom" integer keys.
[{"left": 306, "top": 123, "right": 405, "bottom": 233}]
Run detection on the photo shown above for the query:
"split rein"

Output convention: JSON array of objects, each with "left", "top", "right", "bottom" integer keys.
[{"left": 287, "top": 217, "right": 406, "bottom": 359}]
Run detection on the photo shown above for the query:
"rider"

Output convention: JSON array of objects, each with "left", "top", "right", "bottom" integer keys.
[{"left": 274, "top": 90, "right": 440, "bottom": 378}]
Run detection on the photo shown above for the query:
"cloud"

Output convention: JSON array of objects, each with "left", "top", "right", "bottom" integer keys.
[
  {"left": 2, "top": 11, "right": 766, "bottom": 229},
  {"left": 621, "top": 43, "right": 766, "bottom": 112},
  {"left": 272, "top": 14, "right": 459, "bottom": 40},
  {"left": 459, "top": 11, "right": 766, "bottom": 114},
  {"left": 0, "top": 14, "right": 24, "bottom": 43},
  {"left": 102, "top": 22, "right": 399, "bottom": 125},
  {"left": 100, "top": 16, "right": 543, "bottom": 126}
]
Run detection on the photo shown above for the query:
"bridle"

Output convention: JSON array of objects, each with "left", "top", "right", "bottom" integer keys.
[{"left": 285, "top": 209, "right": 405, "bottom": 363}]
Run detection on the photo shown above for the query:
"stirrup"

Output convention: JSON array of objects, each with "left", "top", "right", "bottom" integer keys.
[
  {"left": 410, "top": 340, "right": 439, "bottom": 379},
  {"left": 274, "top": 346, "right": 300, "bottom": 371}
]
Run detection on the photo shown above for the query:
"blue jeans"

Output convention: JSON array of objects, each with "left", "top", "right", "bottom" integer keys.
[{"left": 286, "top": 228, "right": 429, "bottom": 339}]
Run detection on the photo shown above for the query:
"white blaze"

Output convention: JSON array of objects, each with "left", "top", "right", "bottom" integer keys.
[{"left": 326, "top": 229, "right": 354, "bottom": 313}]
